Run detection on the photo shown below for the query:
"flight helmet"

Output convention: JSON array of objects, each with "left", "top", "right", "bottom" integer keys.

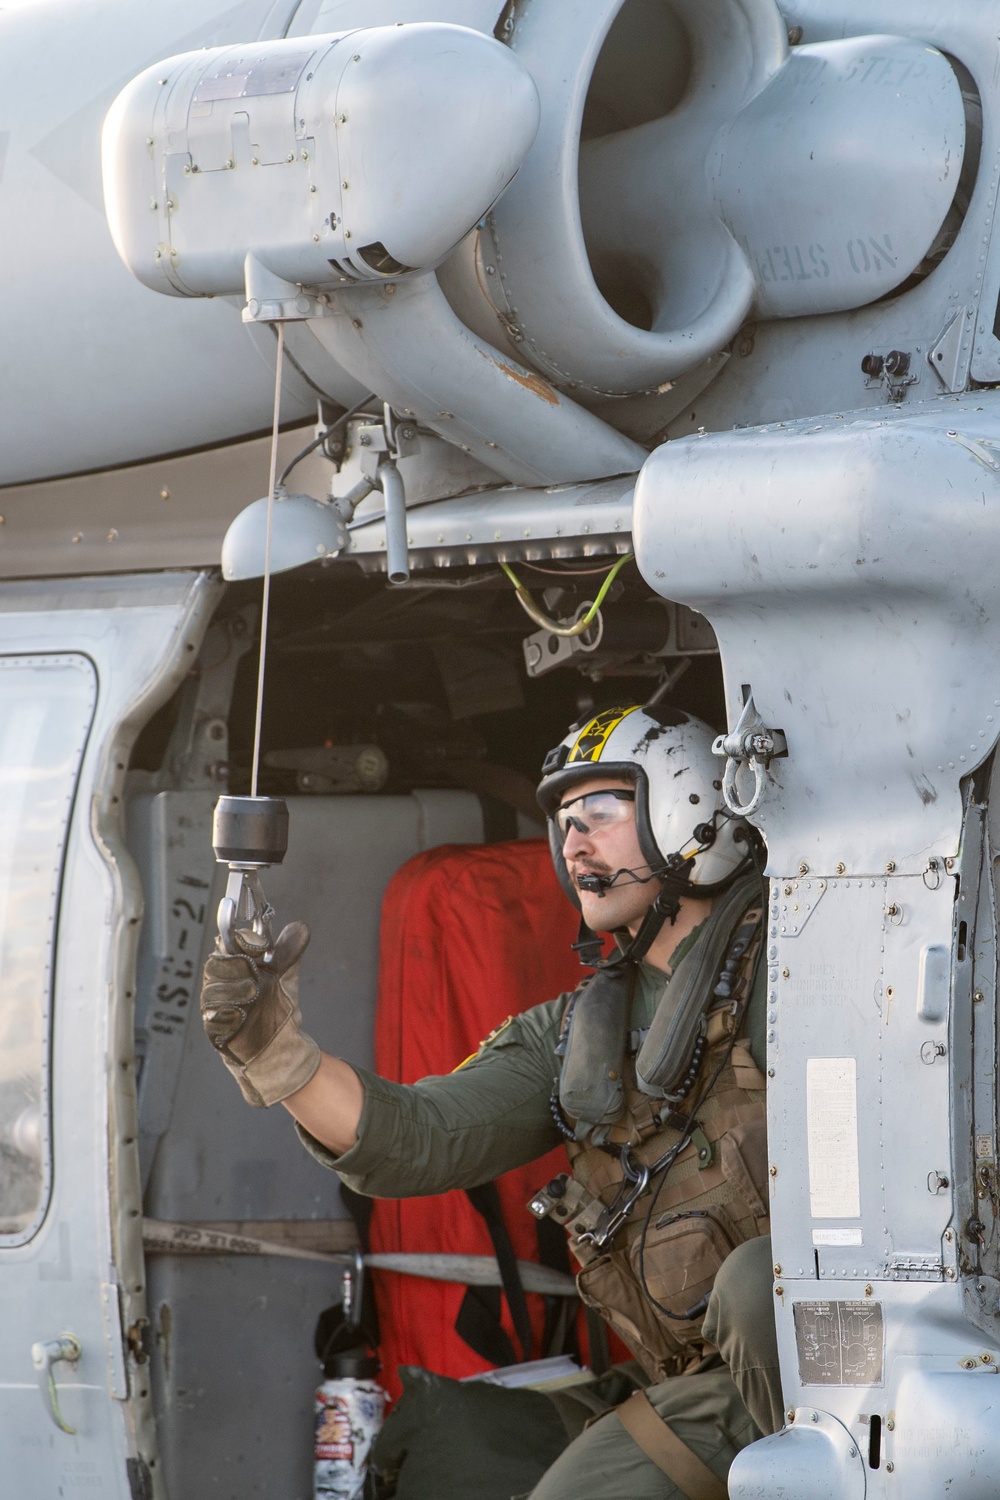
[{"left": 536, "top": 704, "right": 748, "bottom": 909}]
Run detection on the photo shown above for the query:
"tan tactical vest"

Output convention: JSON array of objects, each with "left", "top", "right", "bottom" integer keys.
[{"left": 531, "top": 901, "right": 768, "bottom": 1383}]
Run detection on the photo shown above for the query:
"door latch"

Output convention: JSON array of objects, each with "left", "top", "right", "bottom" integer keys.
[
  {"left": 712, "top": 694, "right": 787, "bottom": 817},
  {"left": 31, "top": 1335, "right": 81, "bottom": 1434}
]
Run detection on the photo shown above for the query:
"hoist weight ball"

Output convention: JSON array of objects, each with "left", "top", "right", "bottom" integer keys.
[{"left": 212, "top": 794, "right": 289, "bottom": 866}]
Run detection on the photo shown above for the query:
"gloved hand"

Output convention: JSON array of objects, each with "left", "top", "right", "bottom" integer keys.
[{"left": 200, "top": 921, "right": 321, "bottom": 1107}]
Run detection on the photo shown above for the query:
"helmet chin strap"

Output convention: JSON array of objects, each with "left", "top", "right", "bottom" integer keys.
[
  {"left": 609, "top": 853, "right": 695, "bottom": 967},
  {"left": 573, "top": 851, "right": 756, "bottom": 970}
]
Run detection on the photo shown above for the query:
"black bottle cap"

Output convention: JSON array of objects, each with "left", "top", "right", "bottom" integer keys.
[{"left": 324, "top": 1347, "right": 380, "bottom": 1380}]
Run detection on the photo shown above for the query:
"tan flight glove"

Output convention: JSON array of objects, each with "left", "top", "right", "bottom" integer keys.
[{"left": 200, "top": 921, "right": 321, "bottom": 1107}]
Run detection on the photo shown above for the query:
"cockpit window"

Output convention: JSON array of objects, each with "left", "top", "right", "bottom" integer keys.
[{"left": 0, "top": 656, "right": 96, "bottom": 1243}]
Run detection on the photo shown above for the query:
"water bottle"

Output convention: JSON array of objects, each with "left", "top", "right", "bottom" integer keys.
[{"left": 314, "top": 1348, "right": 386, "bottom": 1500}]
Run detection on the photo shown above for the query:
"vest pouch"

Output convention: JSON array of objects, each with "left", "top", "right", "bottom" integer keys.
[
  {"left": 576, "top": 1247, "right": 688, "bottom": 1384},
  {"left": 627, "top": 1204, "right": 740, "bottom": 1343},
  {"left": 719, "top": 1118, "right": 770, "bottom": 1231}
]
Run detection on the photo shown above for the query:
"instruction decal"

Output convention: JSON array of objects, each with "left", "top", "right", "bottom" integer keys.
[
  {"left": 807, "top": 1057, "right": 862, "bottom": 1219},
  {"left": 794, "top": 1300, "right": 884, "bottom": 1386}
]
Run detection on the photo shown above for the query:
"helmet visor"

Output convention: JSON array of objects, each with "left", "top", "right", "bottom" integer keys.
[{"left": 554, "top": 788, "right": 635, "bottom": 845}]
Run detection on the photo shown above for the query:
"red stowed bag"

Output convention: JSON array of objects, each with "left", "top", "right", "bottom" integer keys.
[{"left": 369, "top": 839, "right": 599, "bottom": 1398}]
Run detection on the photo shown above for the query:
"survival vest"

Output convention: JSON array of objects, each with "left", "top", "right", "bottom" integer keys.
[{"left": 530, "top": 874, "right": 768, "bottom": 1382}]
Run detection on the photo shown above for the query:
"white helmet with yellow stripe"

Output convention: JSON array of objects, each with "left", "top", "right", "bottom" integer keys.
[{"left": 536, "top": 703, "right": 749, "bottom": 909}]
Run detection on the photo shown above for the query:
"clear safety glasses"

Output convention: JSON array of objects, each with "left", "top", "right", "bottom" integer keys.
[{"left": 555, "top": 788, "right": 635, "bottom": 843}]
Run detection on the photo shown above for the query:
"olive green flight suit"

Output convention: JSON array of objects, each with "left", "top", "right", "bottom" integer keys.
[{"left": 298, "top": 942, "right": 781, "bottom": 1499}]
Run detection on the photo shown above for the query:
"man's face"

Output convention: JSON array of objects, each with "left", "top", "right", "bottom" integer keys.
[{"left": 558, "top": 775, "right": 659, "bottom": 934}]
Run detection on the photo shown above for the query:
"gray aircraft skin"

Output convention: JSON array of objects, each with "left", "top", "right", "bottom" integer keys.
[{"left": 2, "top": 1, "right": 1000, "bottom": 1496}]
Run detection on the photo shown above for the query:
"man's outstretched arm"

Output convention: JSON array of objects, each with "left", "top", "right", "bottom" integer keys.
[
  {"left": 200, "top": 921, "right": 565, "bottom": 1196},
  {"left": 281, "top": 1050, "right": 365, "bottom": 1156}
]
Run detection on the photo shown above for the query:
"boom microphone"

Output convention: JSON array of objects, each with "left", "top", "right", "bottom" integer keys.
[{"left": 577, "top": 866, "right": 658, "bottom": 896}]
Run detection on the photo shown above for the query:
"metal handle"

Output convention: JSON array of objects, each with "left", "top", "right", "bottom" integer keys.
[
  {"left": 31, "top": 1335, "right": 81, "bottom": 1434},
  {"left": 378, "top": 459, "right": 410, "bottom": 584}
]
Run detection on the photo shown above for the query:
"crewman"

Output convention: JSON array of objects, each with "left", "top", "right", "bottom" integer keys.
[{"left": 200, "top": 704, "right": 781, "bottom": 1498}]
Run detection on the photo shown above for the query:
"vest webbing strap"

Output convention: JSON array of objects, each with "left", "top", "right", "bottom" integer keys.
[
  {"left": 465, "top": 1182, "right": 533, "bottom": 1362},
  {"left": 616, "top": 1391, "right": 729, "bottom": 1500}
]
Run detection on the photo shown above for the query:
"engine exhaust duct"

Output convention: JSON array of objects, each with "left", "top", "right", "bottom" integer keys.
[
  {"left": 307, "top": 275, "right": 646, "bottom": 487},
  {"left": 471, "top": 0, "right": 968, "bottom": 396}
]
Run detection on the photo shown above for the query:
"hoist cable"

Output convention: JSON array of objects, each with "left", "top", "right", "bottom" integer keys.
[
  {"left": 250, "top": 323, "right": 285, "bottom": 798},
  {"left": 499, "top": 553, "right": 634, "bottom": 637}
]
